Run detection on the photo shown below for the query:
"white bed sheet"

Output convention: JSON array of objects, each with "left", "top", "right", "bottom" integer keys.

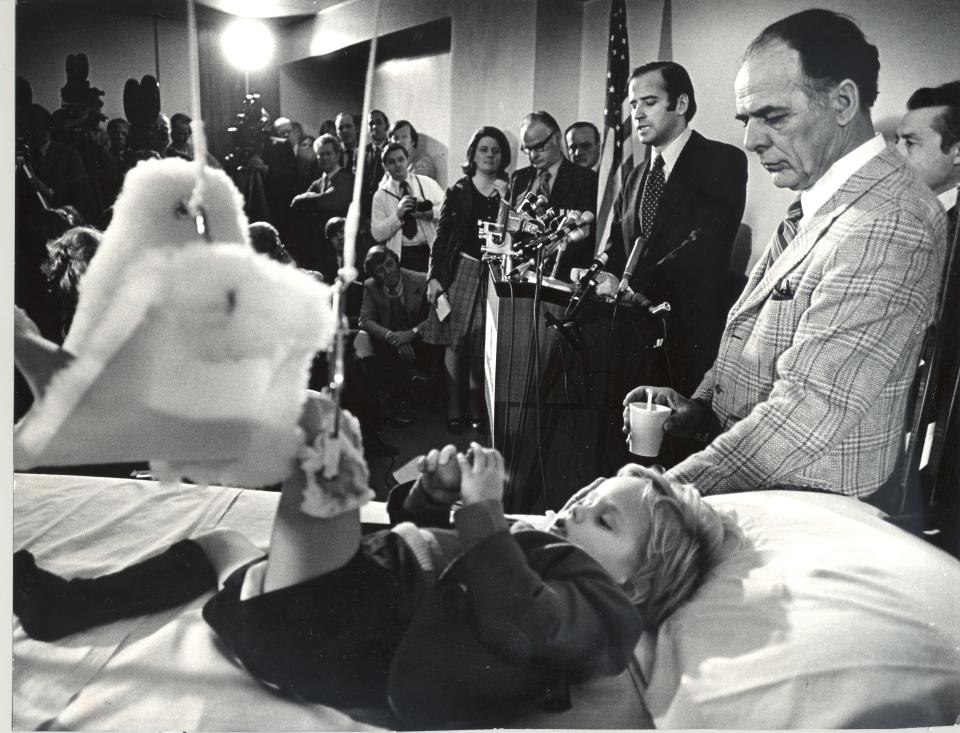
[{"left": 13, "top": 474, "right": 387, "bottom": 731}]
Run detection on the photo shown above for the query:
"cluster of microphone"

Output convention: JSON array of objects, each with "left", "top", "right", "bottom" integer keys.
[{"left": 509, "top": 192, "right": 595, "bottom": 279}]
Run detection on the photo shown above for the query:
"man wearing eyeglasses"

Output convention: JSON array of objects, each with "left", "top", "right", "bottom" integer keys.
[{"left": 509, "top": 111, "right": 598, "bottom": 275}]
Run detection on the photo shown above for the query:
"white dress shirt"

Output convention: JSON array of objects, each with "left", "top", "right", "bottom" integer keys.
[
  {"left": 653, "top": 126, "right": 692, "bottom": 182},
  {"left": 799, "top": 133, "right": 887, "bottom": 224}
]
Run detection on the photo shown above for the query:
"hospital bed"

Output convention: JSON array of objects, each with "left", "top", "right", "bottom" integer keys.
[{"left": 12, "top": 472, "right": 960, "bottom": 730}]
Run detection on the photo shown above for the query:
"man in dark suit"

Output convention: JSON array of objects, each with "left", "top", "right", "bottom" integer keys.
[
  {"left": 605, "top": 61, "right": 748, "bottom": 396},
  {"left": 289, "top": 133, "right": 354, "bottom": 273},
  {"left": 509, "top": 111, "right": 598, "bottom": 274},
  {"left": 898, "top": 81, "right": 960, "bottom": 237},
  {"left": 897, "top": 80, "right": 959, "bottom": 542},
  {"left": 354, "top": 245, "right": 431, "bottom": 432},
  {"left": 361, "top": 109, "right": 389, "bottom": 220}
]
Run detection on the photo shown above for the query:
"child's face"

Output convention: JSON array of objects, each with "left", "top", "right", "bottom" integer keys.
[{"left": 547, "top": 477, "right": 650, "bottom": 583}]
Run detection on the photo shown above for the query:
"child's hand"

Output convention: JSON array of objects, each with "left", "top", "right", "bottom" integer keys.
[
  {"left": 411, "top": 444, "right": 461, "bottom": 507},
  {"left": 456, "top": 443, "right": 505, "bottom": 505}
]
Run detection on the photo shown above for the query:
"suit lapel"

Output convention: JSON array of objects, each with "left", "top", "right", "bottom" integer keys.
[
  {"left": 510, "top": 168, "right": 534, "bottom": 206},
  {"left": 732, "top": 147, "right": 903, "bottom": 317},
  {"left": 550, "top": 160, "right": 572, "bottom": 210},
  {"left": 646, "top": 132, "right": 701, "bottom": 251},
  {"left": 621, "top": 166, "right": 645, "bottom": 257}
]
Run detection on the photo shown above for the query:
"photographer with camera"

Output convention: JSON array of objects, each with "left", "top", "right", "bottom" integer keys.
[{"left": 371, "top": 142, "right": 444, "bottom": 273}]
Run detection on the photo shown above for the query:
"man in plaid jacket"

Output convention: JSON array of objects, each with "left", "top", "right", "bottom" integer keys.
[{"left": 624, "top": 10, "right": 947, "bottom": 513}]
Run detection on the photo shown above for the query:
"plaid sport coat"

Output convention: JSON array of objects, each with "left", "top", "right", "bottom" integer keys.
[{"left": 667, "top": 146, "right": 948, "bottom": 498}]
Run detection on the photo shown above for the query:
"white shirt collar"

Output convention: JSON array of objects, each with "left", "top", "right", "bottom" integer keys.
[
  {"left": 937, "top": 185, "right": 959, "bottom": 211},
  {"left": 383, "top": 174, "right": 414, "bottom": 193},
  {"left": 653, "top": 126, "right": 692, "bottom": 181},
  {"left": 799, "top": 133, "right": 886, "bottom": 222}
]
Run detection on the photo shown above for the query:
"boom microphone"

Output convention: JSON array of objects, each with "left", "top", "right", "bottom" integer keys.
[{"left": 618, "top": 235, "right": 646, "bottom": 294}]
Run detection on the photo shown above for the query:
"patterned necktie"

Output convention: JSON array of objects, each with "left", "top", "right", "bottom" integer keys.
[
  {"left": 537, "top": 169, "right": 552, "bottom": 199},
  {"left": 400, "top": 180, "right": 419, "bottom": 239},
  {"left": 767, "top": 197, "right": 804, "bottom": 267},
  {"left": 640, "top": 154, "right": 665, "bottom": 238}
]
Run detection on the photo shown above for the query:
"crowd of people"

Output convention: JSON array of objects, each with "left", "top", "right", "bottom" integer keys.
[
  {"left": 15, "top": 8, "right": 960, "bottom": 515},
  {"left": 14, "top": 13, "right": 959, "bottom": 516},
  {"left": 11, "top": 6, "right": 960, "bottom": 728}
]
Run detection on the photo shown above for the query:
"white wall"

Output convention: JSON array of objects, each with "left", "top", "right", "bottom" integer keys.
[
  {"left": 579, "top": 0, "right": 960, "bottom": 271},
  {"left": 278, "top": 57, "right": 364, "bottom": 138},
  {"left": 372, "top": 53, "right": 452, "bottom": 188}
]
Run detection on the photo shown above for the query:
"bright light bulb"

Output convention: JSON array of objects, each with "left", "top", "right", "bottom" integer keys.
[{"left": 221, "top": 19, "right": 275, "bottom": 72}]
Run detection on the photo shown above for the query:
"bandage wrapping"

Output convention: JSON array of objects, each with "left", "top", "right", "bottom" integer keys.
[{"left": 299, "top": 408, "right": 373, "bottom": 518}]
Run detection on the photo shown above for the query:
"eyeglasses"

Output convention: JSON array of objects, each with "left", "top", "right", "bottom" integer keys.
[{"left": 521, "top": 131, "right": 556, "bottom": 155}]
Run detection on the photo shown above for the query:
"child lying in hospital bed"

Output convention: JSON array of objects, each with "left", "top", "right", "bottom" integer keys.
[
  {"left": 13, "top": 384, "right": 734, "bottom": 728},
  {"left": 15, "top": 156, "right": 958, "bottom": 730}
]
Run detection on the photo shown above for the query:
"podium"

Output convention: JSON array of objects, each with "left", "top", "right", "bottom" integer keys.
[{"left": 483, "top": 265, "right": 655, "bottom": 512}]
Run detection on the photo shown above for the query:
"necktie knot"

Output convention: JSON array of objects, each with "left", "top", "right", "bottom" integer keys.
[
  {"left": 400, "top": 180, "right": 412, "bottom": 196},
  {"left": 537, "top": 170, "right": 552, "bottom": 198},
  {"left": 768, "top": 197, "right": 804, "bottom": 267},
  {"left": 786, "top": 197, "right": 804, "bottom": 223},
  {"left": 652, "top": 154, "right": 664, "bottom": 171}
]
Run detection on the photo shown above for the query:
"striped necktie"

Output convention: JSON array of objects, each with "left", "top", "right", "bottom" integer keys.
[
  {"left": 537, "top": 169, "right": 552, "bottom": 199},
  {"left": 640, "top": 154, "right": 665, "bottom": 238},
  {"left": 767, "top": 197, "right": 804, "bottom": 267}
]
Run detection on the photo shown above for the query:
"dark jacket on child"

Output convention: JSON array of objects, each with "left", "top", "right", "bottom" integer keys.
[{"left": 201, "top": 481, "right": 642, "bottom": 728}]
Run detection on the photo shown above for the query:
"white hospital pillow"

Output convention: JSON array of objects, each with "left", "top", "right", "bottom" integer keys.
[{"left": 639, "top": 490, "right": 960, "bottom": 728}]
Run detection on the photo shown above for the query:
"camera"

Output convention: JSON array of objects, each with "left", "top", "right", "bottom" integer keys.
[{"left": 413, "top": 199, "right": 433, "bottom": 213}]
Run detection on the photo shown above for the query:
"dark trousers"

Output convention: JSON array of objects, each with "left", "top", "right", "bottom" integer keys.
[{"left": 400, "top": 243, "right": 430, "bottom": 274}]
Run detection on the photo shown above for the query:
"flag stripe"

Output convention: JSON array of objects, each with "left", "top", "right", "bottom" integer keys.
[{"left": 596, "top": 0, "right": 635, "bottom": 252}]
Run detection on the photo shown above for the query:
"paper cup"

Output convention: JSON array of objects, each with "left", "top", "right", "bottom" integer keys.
[{"left": 628, "top": 403, "right": 672, "bottom": 457}]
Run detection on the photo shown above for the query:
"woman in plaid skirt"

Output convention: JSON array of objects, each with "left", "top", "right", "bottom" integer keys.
[{"left": 422, "top": 126, "right": 511, "bottom": 434}]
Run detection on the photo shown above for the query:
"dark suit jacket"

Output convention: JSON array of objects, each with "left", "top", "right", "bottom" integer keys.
[
  {"left": 606, "top": 130, "right": 747, "bottom": 394},
  {"left": 509, "top": 158, "right": 598, "bottom": 272},
  {"left": 358, "top": 268, "right": 430, "bottom": 339},
  {"left": 360, "top": 142, "right": 386, "bottom": 221},
  {"left": 288, "top": 167, "right": 354, "bottom": 272},
  {"left": 262, "top": 138, "right": 299, "bottom": 232}
]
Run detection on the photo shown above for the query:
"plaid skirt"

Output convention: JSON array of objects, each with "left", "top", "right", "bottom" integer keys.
[{"left": 422, "top": 254, "right": 485, "bottom": 357}]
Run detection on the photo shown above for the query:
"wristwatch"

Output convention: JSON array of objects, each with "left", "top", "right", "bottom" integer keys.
[{"left": 412, "top": 326, "right": 421, "bottom": 339}]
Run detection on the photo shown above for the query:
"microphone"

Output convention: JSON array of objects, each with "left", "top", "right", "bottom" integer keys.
[
  {"left": 618, "top": 236, "right": 646, "bottom": 294},
  {"left": 541, "top": 207, "right": 560, "bottom": 229},
  {"left": 517, "top": 193, "right": 553, "bottom": 231},
  {"left": 564, "top": 250, "right": 610, "bottom": 319},
  {"left": 547, "top": 221, "right": 591, "bottom": 280},
  {"left": 508, "top": 213, "right": 579, "bottom": 277},
  {"left": 576, "top": 248, "right": 609, "bottom": 286}
]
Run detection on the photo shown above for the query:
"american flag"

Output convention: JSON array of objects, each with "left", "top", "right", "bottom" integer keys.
[{"left": 596, "top": 0, "right": 636, "bottom": 250}]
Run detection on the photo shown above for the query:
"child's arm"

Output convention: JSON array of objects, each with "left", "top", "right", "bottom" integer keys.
[
  {"left": 261, "top": 392, "right": 368, "bottom": 593},
  {"left": 447, "top": 447, "right": 642, "bottom": 677}
]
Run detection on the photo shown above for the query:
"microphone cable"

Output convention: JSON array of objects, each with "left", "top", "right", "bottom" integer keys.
[{"left": 531, "top": 244, "right": 548, "bottom": 508}]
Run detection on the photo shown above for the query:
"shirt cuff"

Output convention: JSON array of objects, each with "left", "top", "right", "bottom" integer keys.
[
  {"left": 453, "top": 500, "right": 509, "bottom": 552},
  {"left": 238, "top": 558, "right": 269, "bottom": 600}
]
